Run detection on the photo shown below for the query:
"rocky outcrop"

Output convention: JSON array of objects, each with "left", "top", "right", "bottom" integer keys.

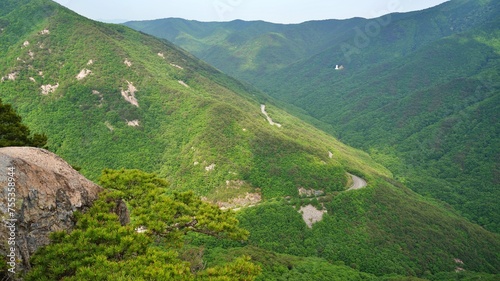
[
  {"left": 0, "top": 147, "right": 102, "bottom": 276},
  {"left": 112, "top": 198, "right": 130, "bottom": 226}
]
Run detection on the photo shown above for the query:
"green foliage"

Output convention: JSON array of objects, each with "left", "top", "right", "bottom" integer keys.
[
  {"left": 237, "top": 202, "right": 310, "bottom": 256},
  {"left": 0, "top": 0, "right": 364, "bottom": 204},
  {"left": 132, "top": 0, "right": 500, "bottom": 233},
  {"left": 425, "top": 271, "right": 500, "bottom": 281},
  {"left": 99, "top": 169, "right": 250, "bottom": 242},
  {"left": 228, "top": 181, "right": 500, "bottom": 277},
  {"left": 0, "top": 98, "right": 47, "bottom": 147},
  {"left": 195, "top": 256, "right": 261, "bottom": 281},
  {"left": 26, "top": 169, "right": 259, "bottom": 281},
  {"left": 201, "top": 246, "right": 379, "bottom": 281},
  {"left": 123, "top": 18, "right": 364, "bottom": 83}
]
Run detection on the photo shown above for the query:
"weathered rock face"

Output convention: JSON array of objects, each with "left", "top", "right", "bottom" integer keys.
[{"left": 0, "top": 147, "right": 102, "bottom": 276}]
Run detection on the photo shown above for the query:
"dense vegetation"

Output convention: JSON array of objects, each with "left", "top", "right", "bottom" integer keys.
[
  {"left": 0, "top": 98, "right": 47, "bottom": 147},
  {"left": 26, "top": 169, "right": 260, "bottom": 280},
  {"left": 189, "top": 180, "right": 500, "bottom": 279},
  {"left": 125, "top": 0, "right": 500, "bottom": 233},
  {"left": 0, "top": 0, "right": 381, "bottom": 201},
  {"left": 124, "top": 18, "right": 366, "bottom": 83},
  {"left": 1, "top": 0, "right": 499, "bottom": 280}
]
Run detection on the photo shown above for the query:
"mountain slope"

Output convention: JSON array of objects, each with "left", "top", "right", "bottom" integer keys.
[
  {"left": 123, "top": 0, "right": 499, "bottom": 86},
  {"left": 257, "top": 4, "right": 500, "bottom": 233},
  {"left": 124, "top": 0, "right": 500, "bottom": 233},
  {"left": 124, "top": 17, "right": 367, "bottom": 83},
  {"left": 1, "top": 0, "right": 499, "bottom": 278}
]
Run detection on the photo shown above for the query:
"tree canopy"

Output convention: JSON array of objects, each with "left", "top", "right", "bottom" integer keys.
[
  {"left": 25, "top": 169, "right": 260, "bottom": 280},
  {"left": 0, "top": 98, "right": 47, "bottom": 148}
]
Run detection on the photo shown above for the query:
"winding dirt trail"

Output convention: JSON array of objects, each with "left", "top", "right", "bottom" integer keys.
[
  {"left": 347, "top": 173, "right": 367, "bottom": 191},
  {"left": 261, "top": 104, "right": 282, "bottom": 127}
]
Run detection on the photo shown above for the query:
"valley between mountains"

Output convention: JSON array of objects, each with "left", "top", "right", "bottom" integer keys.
[
  {"left": 0, "top": 0, "right": 499, "bottom": 280},
  {"left": 347, "top": 174, "right": 367, "bottom": 191},
  {"left": 125, "top": 0, "right": 500, "bottom": 235}
]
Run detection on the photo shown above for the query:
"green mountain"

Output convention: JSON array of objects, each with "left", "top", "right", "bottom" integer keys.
[
  {"left": 123, "top": 17, "right": 367, "bottom": 83},
  {"left": 1, "top": 0, "right": 499, "bottom": 279},
  {"left": 0, "top": 0, "right": 387, "bottom": 196},
  {"left": 123, "top": 0, "right": 499, "bottom": 86},
  {"left": 124, "top": 0, "right": 500, "bottom": 233}
]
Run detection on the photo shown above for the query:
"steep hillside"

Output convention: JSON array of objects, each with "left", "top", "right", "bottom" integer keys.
[
  {"left": 257, "top": 2, "right": 500, "bottom": 233},
  {"left": 1, "top": 0, "right": 499, "bottom": 279},
  {"left": 0, "top": 147, "right": 101, "bottom": 274},
  {"left": 124, "top": 0, "right": 499, "bottom": 87},
  {"left": 0, "top": 0, "right": 389, "bottom": 197},
  {"left": 125, "top": 0, "right": 500, "bottom": 233},
  {"left": 124, "top": 17, "right": 367, "bottom": 82}
]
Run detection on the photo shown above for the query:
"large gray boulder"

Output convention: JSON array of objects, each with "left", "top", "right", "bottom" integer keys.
[{"left": 0, "top": 147, "right": 102, "bottom": 277}]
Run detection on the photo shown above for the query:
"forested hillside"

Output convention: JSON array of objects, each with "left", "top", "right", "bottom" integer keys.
[
  {"left": 1, "top": 0, "right": 499, "bottom": 279},
  {"left": 125, "top": 0, "right": 500, "bottom": 233}
]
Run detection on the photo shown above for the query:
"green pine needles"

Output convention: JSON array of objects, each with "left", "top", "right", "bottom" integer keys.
[{"left": 26, "top": 169, "right": 260, "bottom": 281}]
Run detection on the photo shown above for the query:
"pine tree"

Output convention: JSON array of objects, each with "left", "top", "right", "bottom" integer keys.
[
  {"left": 25, "top": 169, "right": 261, "bottom": 280},
  {"left": 0, "top": 98, "right": 47, "bottom": 148}
]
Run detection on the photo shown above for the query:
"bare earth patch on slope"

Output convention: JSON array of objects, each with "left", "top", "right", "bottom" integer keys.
[
  {"left": 178, "top": 80, "right": 189, "bottom": 88},
  {"left": 170, "top": 63, "right": 184, "bottom": 69},
  {"left": 127, "top": 120, "right": 140, "bottom": 127},
  {"left": 1, "top": 72, "right": 18, "bottom": 82},
  {"left": 297, "top": 173, "right": 366, "bottom": 227},
  {"left": 217, "top": 192, "right": 262, "bottom": 210},
  {"left": 124, "top": 58, "right": 132, "bottom": 67},
  {"left": 202, "top": 180, "right": 262, "bottom": 210},
  {"left": 299, "top": 205, "right": 327, "bottom": 228}
]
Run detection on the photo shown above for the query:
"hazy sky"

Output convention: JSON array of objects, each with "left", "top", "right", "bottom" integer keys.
[{"left": 52, "top": 0, "right": 449, "bottom": 24}]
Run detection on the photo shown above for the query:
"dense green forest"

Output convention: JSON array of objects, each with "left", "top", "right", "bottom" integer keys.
[
  {"left": 26, "top": 169, "right": 260, "bottom": 280},
  {"left": 1, "top": 0, "right": 499, "bottom": 280},
  {"left": 0, "top": 98, "right": 47, "bottom": 147},
  {"left": 0, "top": 0, "right": 382, "bottom": 199},
  {"left": 125, "top": 0, "right": 500, "bottom": 233}
]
